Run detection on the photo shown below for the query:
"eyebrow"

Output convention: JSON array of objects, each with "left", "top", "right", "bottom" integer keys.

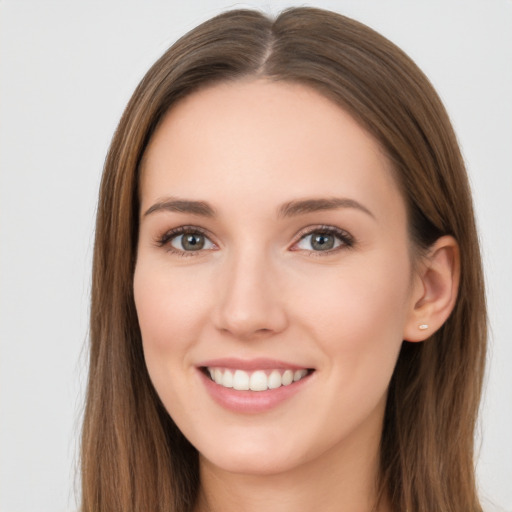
[
  {"left": 143, "top": 197, "right": 216, "bottom": 218},
  {"left": 278, "top": 197, "right": 375, "bottom": 219},
  {"left": 143, "top": 196, "right": 374, "bottom": 220}
]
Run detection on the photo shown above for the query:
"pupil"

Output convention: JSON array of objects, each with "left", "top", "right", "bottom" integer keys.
[
  {"left": 183, "top": 234, "right": 204, "bottom": 251},
  {"left": 312, "top": 233, "right": 334, "bottom": 250}
]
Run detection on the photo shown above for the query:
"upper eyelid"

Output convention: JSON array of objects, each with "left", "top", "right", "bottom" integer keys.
[
  {"left": 156, "top": 225, "right": 215, "bottom": 246},
  {"left": 293, "top": 224, "right": 353, "bottom": 241},
  {"left": 163, "top": 225, "right": 210, "bottom": 236}
]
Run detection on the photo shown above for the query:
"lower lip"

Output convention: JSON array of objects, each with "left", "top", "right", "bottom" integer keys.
[{"left": 198, "top": 369, "right": 313, "bottom": 414}]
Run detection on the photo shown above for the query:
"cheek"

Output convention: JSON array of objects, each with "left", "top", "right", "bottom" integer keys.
[
  {"left": 133, "top": 262, "right": 215, "bottom": 424},
  {"left": 133, "top": 262, "right": 212, "bottom": 361},
  {"left": 289, "top": 261, "right": 410, "bottom": 438},
  {"left": 292, "top": 256, "right": 411, "bottom": 370}
]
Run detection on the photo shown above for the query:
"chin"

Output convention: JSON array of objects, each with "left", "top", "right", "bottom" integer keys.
[{"left": 200, "top": 446, "right": 302, "bottom": 477}]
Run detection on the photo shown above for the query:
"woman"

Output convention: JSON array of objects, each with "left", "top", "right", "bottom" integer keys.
[{"left": 81, "top": 7, "right": 486, "bottom": 512}]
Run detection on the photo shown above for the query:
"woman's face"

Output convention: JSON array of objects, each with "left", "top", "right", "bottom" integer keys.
[{"left": 134, "top": 80, "right": 423, "bottom": 476}]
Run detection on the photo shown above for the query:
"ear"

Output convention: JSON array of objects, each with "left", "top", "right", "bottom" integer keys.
[{"left": 403, "top": 235, "right": 460, "bottom": 342}]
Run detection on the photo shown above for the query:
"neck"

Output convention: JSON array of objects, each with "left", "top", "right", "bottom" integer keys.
[{"left": 193, "top": 419, "right": 389, "bottom": 512}]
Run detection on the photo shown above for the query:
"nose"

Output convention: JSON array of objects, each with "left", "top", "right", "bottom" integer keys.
[{"left": 213, "top": 248, "right": 288, "bottom": 340}]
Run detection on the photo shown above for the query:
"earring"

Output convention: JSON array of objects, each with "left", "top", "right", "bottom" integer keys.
[{"left": 418, "top": 324, "right": 429, "bottom": 330}]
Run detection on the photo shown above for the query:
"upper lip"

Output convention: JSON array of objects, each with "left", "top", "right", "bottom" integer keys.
[{"left": 198, "top": 357, "right": 312, "bottom": 371}]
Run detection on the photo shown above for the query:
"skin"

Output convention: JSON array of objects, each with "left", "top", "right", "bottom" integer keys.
[{"left": 134, "top": 79, "right": 458, "bottom": 512}]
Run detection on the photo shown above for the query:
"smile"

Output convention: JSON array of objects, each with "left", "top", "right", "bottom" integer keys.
[
  {"left": 198, "top": 359, "right": 315, "bottom": 413},
  {"left": 205, "top": 367, "right": 310, "bottom": 392}
]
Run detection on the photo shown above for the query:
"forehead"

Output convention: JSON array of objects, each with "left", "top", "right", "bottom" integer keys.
[{"left": 140, "top": 79, "right": 405, "bottom": 223}]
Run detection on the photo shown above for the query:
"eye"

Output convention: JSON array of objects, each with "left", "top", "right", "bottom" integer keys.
[
  {"left": 171, "top": 232, "right": 215, "bottom": 251},
  {"left": 293, "top": 226, "right": 353, "bottom": 253},
  {"left": 157, "top": 227, "right": 216, "bottom": 254}
]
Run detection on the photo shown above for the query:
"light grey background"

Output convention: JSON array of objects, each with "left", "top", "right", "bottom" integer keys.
[{"left": 1, "top": 1, "right": 511, "bottom": 511}]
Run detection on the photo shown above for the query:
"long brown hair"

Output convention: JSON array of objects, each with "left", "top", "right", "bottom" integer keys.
[{"left": 81, "top": 7, "right": 486, "bottom": 511}]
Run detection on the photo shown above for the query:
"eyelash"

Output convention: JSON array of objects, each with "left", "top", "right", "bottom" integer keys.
[
  {"left": 154, "top": 224, "right": 355, "bottom": 257},
  {"left": 155, "top": 226, "right": 215, "bottom": 257},
  {"left": 292, "top": 225, "right": 354, "bottom": 256}
]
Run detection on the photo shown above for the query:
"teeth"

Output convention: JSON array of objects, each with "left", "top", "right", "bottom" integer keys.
[
  {"left": 233, "top": 369, "right": 250, "bottom": 390},
  {"left": 249, "top": 370, "right": 268, "bottom": 391},
  {"left": 268, "top": 370, "right": 282, "bottom": 389},
  {"left": 222, "top": 369, "right": 233, "bottom": 388},
  {"left": 206, "top": 367, "right": 309, "bottom": 391},
  {"left": 282, "top": 369, "right": 293, "bottom": 386}
]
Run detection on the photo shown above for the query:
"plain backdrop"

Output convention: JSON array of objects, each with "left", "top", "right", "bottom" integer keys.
[{"left": 1, "top": 1, "right": 511, "bottom": 511}]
